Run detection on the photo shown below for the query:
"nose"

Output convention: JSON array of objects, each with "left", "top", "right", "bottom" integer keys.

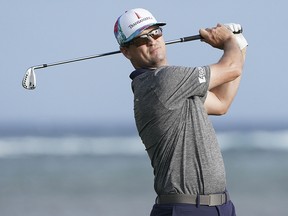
[{"left": 147, "top": 35, "right": 156, "bottom": 45}]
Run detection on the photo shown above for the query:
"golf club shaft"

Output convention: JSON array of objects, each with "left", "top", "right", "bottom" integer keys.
[
  {"left": 31, "top": 34, "right": 203, "bottom": 70},
  {"left": 33, "top": 50, "right": 122, "bottom": 70}
]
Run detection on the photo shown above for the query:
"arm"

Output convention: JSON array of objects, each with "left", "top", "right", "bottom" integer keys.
[
  {"left": 199, "top": 23, "right": 247, "bottom": 115},
  {"left": 205, "top": 48, "right": 246, "bottom": 115}
]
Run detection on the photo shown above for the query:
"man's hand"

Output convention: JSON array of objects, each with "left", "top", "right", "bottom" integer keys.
[
  {"left": 199, "top": 23, "right": 236, "bottom": 50},
  {"left": 224, "top": 23, "right": 248, "bottom": 50}
]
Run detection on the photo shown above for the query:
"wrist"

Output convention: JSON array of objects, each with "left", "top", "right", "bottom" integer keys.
[{"left": 223, "top": 36, "right": 239, "bottom": 50}]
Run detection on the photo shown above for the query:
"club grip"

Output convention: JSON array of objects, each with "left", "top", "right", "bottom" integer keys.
[
  {"left": 181, "top": 35, "right": 202, "bottom": 42},
  {"left": 181, "top": 29, "right": 242, "bottom": 43}
]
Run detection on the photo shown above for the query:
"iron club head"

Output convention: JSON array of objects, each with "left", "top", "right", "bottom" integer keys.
[{"left": 22, "top": 67, "right": 36, "bottom": 90}]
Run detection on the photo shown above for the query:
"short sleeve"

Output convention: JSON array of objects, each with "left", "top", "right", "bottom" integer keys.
[{"left": 153, "top": 66, "right": 210, "bottom": 108}]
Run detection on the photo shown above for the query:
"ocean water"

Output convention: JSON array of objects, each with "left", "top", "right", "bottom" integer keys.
[{"left": 0, "top": 130, "right": 288, "bottom": 216}]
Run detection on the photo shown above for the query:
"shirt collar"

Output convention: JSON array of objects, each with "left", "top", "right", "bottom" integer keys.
[{"left": 129, "top": 68, "right": 155, "bottom": 80}]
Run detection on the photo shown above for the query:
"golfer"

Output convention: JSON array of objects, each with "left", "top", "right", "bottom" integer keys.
[{"left": 114, "top": 8, "right": 247, "bottom": 216}]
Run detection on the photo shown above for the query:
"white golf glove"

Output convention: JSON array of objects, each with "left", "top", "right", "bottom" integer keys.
[{"left": 224, "top": 23, "right": 248, "bottom": 50}]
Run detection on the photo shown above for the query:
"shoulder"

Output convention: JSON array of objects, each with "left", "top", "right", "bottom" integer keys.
[
  {"left": 155, "top": 65, "right": 210, "bottom": 74},
  {"left": 154, "top": 65, "right": 210, "bottom": 81}
]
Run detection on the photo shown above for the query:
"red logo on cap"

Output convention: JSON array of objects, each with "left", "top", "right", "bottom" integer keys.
[{"left": 135, "top": 12, "right": 141, "bottom": 19}]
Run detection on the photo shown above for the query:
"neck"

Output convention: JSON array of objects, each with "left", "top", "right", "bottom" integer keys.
[{"left": 133, "top": 60, "right": 168, "bottom": 70}]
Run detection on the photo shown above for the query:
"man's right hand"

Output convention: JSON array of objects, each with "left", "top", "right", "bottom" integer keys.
[{"left": 199, "top": 23, "right": 236, "bottom": 50}]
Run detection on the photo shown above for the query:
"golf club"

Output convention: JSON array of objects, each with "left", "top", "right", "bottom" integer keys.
[{"left": 22, "top": 30, "right": 242, "bottom": 90}]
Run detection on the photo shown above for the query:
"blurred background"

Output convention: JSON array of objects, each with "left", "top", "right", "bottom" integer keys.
[{"left": 1, "top": 0, "right": 287, "bottom": 215}]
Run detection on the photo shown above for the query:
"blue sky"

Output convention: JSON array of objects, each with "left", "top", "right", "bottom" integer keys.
[{"left": 1, "top": 0, "right": 287, "bottom": 130}]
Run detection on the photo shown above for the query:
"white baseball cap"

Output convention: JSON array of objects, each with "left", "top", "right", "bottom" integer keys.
[{"left": 114, "top": 8, "right": 166, "bottom": 46}]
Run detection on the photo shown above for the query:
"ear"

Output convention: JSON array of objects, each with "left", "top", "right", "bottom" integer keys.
[{"left": 120, "top": 46, "right": 132, "bottom": 60}]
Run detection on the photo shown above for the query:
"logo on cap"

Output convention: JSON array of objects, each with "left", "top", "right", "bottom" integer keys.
[
  {"left": 135, "top": 12, "right": 141, "bottom": 19},
  {"left": 128, "top": 15, "right": 154, "bottom": 29}
]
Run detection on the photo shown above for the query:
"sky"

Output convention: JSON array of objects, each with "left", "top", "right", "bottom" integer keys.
[{"left": 1, "top": 0, "right": 287, "bottom": 132}]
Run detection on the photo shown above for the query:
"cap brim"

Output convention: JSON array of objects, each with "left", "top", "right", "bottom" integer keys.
[{"left": 155, "top": 22, "right": 166, "bottom": 26}]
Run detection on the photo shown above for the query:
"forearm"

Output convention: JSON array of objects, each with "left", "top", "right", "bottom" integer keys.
[
  {"left": 209, "top": 47, "right": 246, "bottom": 112},
  {"left": 205, "top": 32, "right": 244, "bottom": 90}
]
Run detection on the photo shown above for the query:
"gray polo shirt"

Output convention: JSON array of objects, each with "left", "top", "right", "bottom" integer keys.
[{"left": 130, "top": 65, "right": 226, "bottom": 195}]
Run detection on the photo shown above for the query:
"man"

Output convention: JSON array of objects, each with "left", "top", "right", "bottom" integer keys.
[{"left": 114, "top": 8, "right": 247, "bottom": 216}]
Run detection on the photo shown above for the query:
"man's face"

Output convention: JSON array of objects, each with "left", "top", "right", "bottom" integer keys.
[{"left": 120, "top": 26, "right": 167, "bottom": 69}]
